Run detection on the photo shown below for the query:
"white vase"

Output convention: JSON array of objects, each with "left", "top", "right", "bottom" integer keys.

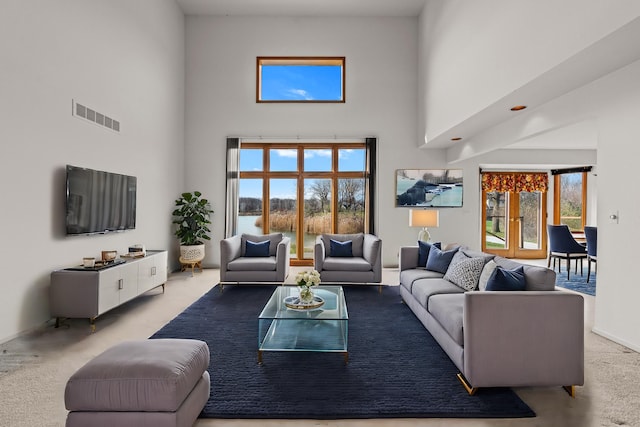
[{"left": 180, "top": 244, "right": 205, "bottom": 262}]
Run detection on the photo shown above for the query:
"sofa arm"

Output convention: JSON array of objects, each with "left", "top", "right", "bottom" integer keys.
[
  {"left": 275, "top": 237, "right": 291, "bottom": 282},
  {"left": 463, "top": 291, "right": 584, "bottom": 388},
  {"left": 363, "top": 234, "right": 382, "bottom": 281},
  {"left": 220, "top": 235, "right": 242, "bottom": 281},
  {"left": 314, "top": 236, "right": 326, "bottom": 272},
  {"left": 399, "top": 246, "right": 420, "bottom": 271}
]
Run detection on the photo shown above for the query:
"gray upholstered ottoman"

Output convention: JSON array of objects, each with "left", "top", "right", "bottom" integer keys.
[{"left": 65, "top": 339, "right": 210, "bottom": 427}]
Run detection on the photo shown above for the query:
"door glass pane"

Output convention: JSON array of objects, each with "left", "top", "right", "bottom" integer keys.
[
  {"left": 240, "top": 149, "right": 263, "bottom": 171},
  {"left": 559, "top": 173, "right": 583, "bottom": 231},
  {"left": 303, "top": 179, "right": 332, "bottom": 259},
  {"left": 269, "top": 148, "right": 297, "bottom": 172},
  {"left": 485, "top": 191, "right": 508, "bottom": 249},
  {"left": 304, "top": 149, "right": 332, "bottom": 171},
  {"left": 337, "top": 178, "right": 365, "bottom": 234},
  {"left": 519, "top": 192, "right": 542, "bottom": 250},
  {"left": 338, "top": 148, "right": 366, "bottom": 171},
  {"left": 269, "top": 179, "right": 297, "bottom": 259},
  {"left": 238, "top": 179, "right": 263, "bottom": 235}
]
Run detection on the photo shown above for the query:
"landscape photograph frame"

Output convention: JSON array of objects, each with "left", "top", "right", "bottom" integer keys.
[{"left": 395, "top": 169, "right": 463, "bottom": 208}]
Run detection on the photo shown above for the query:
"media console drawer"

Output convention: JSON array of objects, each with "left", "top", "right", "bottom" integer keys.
[{"left": 50, "top": 250, "right": 167, "bottom": 331}]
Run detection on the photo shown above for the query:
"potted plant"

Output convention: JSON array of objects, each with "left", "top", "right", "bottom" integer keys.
[{"left": 172, "top": 191, "right": 214, "bottom": 263}]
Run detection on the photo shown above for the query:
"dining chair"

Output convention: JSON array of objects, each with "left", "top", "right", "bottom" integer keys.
[
  {"left": 547, "top": 224, "right": 588, "bottom": 280},
  {"left": 584, "top": 226, "right": 597, "bottom": 283}
]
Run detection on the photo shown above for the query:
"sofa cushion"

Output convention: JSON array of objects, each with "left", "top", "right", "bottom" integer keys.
[
  {"left": 443, "top": 251, "right": 485, "bottom": 291},
  {"left": 460, "top": 248, "right": 495, "bottom": 264},
  {"left": 227, "top": 256, "right": 276, "bottom": 271},
  {"left": 494, "top": 256, "right": 556, "bottom": 291},
  {"left": 245, "top": 240, "right": 270, "bottom": 257},
  {"left": 485, "top": 265, "right": 526, "bottom": 291},
  {"left": 322, "top": 233, "right": 364, "bottom": 257},
  {"left": 399, "top": 269, "right": 444, "bottom": 293},
  {"left": 330, "top": 239, "right": 353, "bottom": 257},
  {"left": 418, "top": 241, "right": 441, "bottom": 267},
  {"left": 241, "top": 233, "right": 282, "bottom": 256},
  {"left": 478, "top": 259, "right": 498, "bottom": 291},
  {"left": 411, "top": 278, "right": 464, "bottom": 308},
  {"left": 426, "top": 246, "right": 459, "bottom": 274},
  {"left": 323, "top": 256, "right": 372, "bottom": 272},
  {"left": 428, "top": 294, "right": 465, "bottom": 346}
]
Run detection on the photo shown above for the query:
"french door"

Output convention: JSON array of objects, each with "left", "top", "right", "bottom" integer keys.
[{"left": 482, "top": 189, "right": 547, "bottom": 259}]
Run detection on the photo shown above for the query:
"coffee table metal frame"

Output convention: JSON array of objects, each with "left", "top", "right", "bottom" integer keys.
[{"left": 258, "top": 285, "right": 348, "bottom": 364}]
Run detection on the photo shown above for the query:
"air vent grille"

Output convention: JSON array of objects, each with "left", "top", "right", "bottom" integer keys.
[{"left": 72, "top": 100, "right": 120, "bottom": 133}]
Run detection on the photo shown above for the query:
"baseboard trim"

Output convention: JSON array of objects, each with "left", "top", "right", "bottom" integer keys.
[{"left": 592, "top": 327, "right": 640, "bottom": 353}]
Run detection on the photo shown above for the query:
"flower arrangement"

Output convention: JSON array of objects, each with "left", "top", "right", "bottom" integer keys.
[{"left": 295, "top": 269, "right": 321, "bottom": 303}]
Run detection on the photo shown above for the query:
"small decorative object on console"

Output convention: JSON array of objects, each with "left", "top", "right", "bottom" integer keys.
[
  {"left": 295, "top": 269, "right": 321, "bottom": 303},
  {"left": 101, "top": 250, "right": 117, "bottom": 262}
]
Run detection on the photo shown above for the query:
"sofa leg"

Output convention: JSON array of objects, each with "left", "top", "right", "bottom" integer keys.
[
  {"left": 563, "top": 385, "right": 576, "bottom": 398},
  {"left": 456, "top": 373, "right": 477, "bottom": 395}
]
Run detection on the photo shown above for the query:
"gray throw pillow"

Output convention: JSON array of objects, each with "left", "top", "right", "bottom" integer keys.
[
  {"left": 425, "top": 246, "right": 459, "bottom": 274},
  {"left": 443, "top": 251, "right": 486, "bottom": 291},
  {"left": 478, "top": 259, "right": 498, "bottom": 291}
]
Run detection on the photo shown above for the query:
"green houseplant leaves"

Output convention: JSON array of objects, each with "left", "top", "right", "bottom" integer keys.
[{"left": 172, "top": 191, "right": 214, "bottom": 246}]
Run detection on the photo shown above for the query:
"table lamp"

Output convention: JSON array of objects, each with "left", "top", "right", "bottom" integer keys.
[{"left": 409, "top": 209, "right": 439, "bottom": 242}]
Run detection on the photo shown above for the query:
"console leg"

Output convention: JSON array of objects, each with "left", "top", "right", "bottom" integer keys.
[
  {"left": 55, "top": 317, "right": 60, "bottom": 328},
  {"left": 456, "top": 373, "right": 478, "bottom": 395},
  {"left": 89, "top": 317, "right": 96, "bottom": 333}
]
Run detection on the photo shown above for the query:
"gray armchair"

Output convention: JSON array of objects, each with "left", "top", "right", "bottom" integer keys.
[
  {"left": 314, "top": 233, "right": 382, "bottom": 284},
  {"left": 220, "top": 233, "right": 290, "bottom": 287}
]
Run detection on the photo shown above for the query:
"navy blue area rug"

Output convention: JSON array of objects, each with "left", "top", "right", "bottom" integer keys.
[
  {"left": 150, "top": 285, "right": 535, "bottom": 419},
  {"left": 555, "top": 266, "right": 596, "bottom": 296}
]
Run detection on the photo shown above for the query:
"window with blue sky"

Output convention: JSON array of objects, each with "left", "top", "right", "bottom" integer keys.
[{"left": 257, "top": 57, "right": 345, "bottom": 102}]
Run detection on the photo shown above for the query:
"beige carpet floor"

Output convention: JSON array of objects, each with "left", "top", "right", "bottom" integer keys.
[{"left": 0, "top": 267, "right": 638, "bottom": 427}]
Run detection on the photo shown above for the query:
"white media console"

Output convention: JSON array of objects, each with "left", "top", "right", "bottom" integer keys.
[{"left": 50, "top": 250, "right": 168, "bottom": 331}]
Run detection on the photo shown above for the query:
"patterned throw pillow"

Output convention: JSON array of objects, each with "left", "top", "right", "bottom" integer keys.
[{"left": 443, "top": 251, "right": 486, "bottom": 291}]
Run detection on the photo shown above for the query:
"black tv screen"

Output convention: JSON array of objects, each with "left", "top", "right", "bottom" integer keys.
[{"left": 66, "top": 165, "right": 137, "bottom": 235}]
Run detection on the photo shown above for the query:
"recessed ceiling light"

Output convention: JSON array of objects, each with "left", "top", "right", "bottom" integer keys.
[
  {"left": 451, "top": 137, "right": 462, "bottom": 141},
  {"left": 510, "top": 105, "right": 527, "bottom": 111}
]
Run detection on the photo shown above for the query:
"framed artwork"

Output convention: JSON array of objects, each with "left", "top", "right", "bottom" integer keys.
[{"left": 396, "top": 169, "right": 463, "bottom": 207}]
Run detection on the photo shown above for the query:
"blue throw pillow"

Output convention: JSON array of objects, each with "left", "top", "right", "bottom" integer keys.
[
  {"left": 485, "top": 265, "right": 526, "bottom": 291},
  {"left": 245, "top": 240, "right": 270, "bottom": 257},
  {"left": 425, "top": 246, "right": 459, "bottom": 274},
  {"left": 418, "top": 241, "right": 441, "bottom": 267},
  {"left": 330, "top": 239, "right": 353, "bottom": 257}
]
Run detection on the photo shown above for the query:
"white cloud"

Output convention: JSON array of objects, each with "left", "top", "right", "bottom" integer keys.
[
  {"left": 274, "top": 149, "right": 297, "bottom": 158},
  {"left": 304, "top": 149, "right": 332, "bottom": 159},
  {"left": 338, "top": 149, "right": 354, "bottom": 158},
  {"left": 287, "top": 89, "right": 314, "bottom": 100}
]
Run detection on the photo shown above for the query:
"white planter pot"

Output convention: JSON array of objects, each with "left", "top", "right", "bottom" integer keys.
[{"left": 180, "top": 244, "right": 205, "bottom": 263}]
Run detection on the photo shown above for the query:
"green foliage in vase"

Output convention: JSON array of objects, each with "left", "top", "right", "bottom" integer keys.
[{"left": 172, "top": 191, "right": 214, "bottom": 246}]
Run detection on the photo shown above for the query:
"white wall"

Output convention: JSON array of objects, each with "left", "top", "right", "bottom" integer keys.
[
  {"left": 0, "top": 0, "right": 185, "bottom": 342},
  {"left": 185, "top": 15, "right": 424, "bottom": 267},
  {"left": 419, "top": 0, "right": 640, "bottom": 143}
]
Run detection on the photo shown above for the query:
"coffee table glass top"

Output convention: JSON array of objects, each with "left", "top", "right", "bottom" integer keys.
[{"left": 258, "top": 286, "right": 348, "bottom": 360}]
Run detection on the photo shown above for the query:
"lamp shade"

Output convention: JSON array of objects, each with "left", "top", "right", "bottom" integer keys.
[{"left": 409, "top": 209, "right": 439, "bottom": 228}]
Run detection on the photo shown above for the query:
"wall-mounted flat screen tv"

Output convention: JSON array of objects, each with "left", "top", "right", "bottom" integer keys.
[{"left": 66, "top": 165, "right": 137, "bottom": 235}]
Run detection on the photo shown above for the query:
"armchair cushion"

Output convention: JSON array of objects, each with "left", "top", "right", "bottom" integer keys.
[
  {"left": 244, "top": 240, "right": 270, "bottom": 257},
  {"left": 227, "top": 257, "right": 276, "bottom": 272},
  {"left": 485, "top": 265, "right": 526, "bottom": 291},
  {"left": 241, "top": 233, "right": 283, "bottom": 256},
  {"left": 323, "top": 256, "right": 372, "bottom": 272},
  {"left": 418, "top": 241, "right": 441, "bottom": 267},
  {"left": 321, "top": 233, "right": 364, "bottom": 257},
  {"left": 426, "top": 246, "right": 459, "bottom": 274},
  {"left": 330, "top": 239, "right": 353, "bottom": 257}
]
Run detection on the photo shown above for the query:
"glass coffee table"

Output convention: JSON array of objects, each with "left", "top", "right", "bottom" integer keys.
[{"left": 258, "top": 286, "right": 348, "bottom": 364}]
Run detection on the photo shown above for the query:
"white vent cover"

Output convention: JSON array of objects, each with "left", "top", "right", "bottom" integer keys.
[{"left": 72, "top": 100, "right": 120, "bottom": 133}]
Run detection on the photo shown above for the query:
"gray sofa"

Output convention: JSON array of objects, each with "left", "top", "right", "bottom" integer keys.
[
  {"left": 314, "top": 233, "right": 382, "bottom": 284},
  {"left": 399, "top": 245, "right": 584, "bottom": 396},
  {"left": 220, "top": 233, "right": 290, "bottom": 284}
]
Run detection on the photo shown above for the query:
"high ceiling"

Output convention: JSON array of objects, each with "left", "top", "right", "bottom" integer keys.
[{"left": 176, "top": 0, "right": 426, "bottom": 17}]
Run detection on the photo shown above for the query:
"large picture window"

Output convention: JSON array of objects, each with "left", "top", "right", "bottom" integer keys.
[
  {"left": 256, "top": 57, "right": 345, "bottom": 103},
  {"left": 227, "top": 140, "right": 376, "bottom": 266},
  {"left": 552, "top": 167, "right": 590, "bottom": 232}
]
